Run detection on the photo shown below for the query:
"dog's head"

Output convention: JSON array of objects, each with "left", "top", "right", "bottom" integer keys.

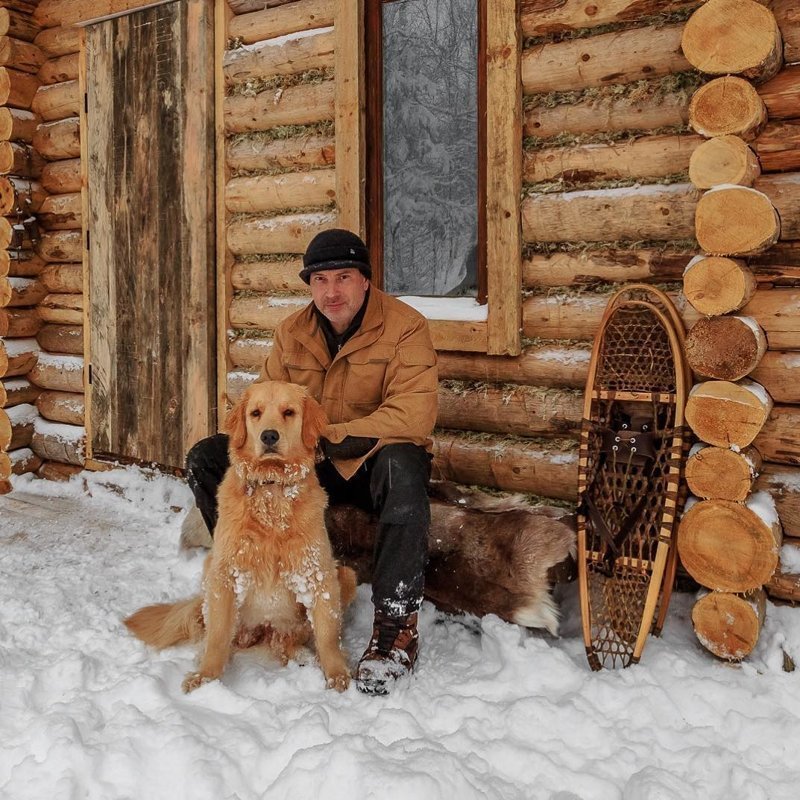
[{"left": 225, "top": 381, "right": 328, "bottom": 467}]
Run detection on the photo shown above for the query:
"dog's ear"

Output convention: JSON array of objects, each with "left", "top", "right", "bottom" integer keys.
[
  {"left": 225, "top": 397, "right": 248, "bottom": 450},
  {"left": 301, "top": 394, "right": 328, "bottom": 451}
]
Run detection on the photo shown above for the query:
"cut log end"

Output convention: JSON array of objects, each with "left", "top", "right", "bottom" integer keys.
[
  {"left": 685, "top": 444, "right": 761, "bottom": 501},
  {"left": 681, "top": 0, "right": 783, "bottom": 83},
  {"left": 688, "top": 135, "right": 760, "bottom": 190},
  {"left": 683, "top": 256, "right": 756, "bottom": 315},
  {"left": 678, "top": 498, "right": 781, "bottom": 591},
  {"left": 689, "top": 77, "right": 767, "bottom": 140},
  {"left": 692, "top": 589, "right": 767, "bottom": 661},
  {"left": 685, "top": 379, "right": 773, "bottom": 448},
  {"left": 685, "top": 316, "right": 767, "bottom": 381},
  {"left": 695, "top": 187, "right": 780, "bottom": 256}
]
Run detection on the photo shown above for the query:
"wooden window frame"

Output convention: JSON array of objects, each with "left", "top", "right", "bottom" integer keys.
[{"left": 335, "top": 0, "right": 521, "bottom": 355}]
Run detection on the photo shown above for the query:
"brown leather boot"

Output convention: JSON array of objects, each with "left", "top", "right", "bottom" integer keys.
[{"left": 356, "top": 611, "right": 419, "bottom": 695}]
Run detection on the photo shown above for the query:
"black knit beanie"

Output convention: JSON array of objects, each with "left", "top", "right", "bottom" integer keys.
[{"left": 299, "top": 229, "right": 372, "bottom": 285}]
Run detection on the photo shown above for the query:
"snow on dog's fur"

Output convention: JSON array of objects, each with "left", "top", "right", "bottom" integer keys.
[{"left": 125, "top": 381, "right": 356, "bottom": 693}]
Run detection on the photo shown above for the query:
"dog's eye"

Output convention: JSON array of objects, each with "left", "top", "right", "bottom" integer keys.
[
  {"left": 251, "top": 409, "right": 261, "bottom": 418},
  {"left": 283, "top": 409, "right": 295, "bottom": 419}
]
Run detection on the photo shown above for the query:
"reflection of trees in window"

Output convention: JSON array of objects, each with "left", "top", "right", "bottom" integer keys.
[{"left": 382, "top": 0, "right": 478, "bottom": 297}]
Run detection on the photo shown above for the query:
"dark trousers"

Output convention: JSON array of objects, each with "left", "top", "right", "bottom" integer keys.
[{"left": 185, "top": 436, "right": 431, "bottom": 617}]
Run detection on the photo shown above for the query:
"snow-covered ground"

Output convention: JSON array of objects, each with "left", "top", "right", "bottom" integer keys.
[{"left": 2, "top": 467, "right": 800, "bottom": 800}]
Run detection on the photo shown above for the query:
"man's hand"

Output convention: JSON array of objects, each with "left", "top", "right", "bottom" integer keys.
[{"left": 320, "top": 436, "right": 378, "bottom": 460}]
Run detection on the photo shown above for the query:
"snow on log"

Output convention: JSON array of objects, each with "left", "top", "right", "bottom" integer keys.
[
  {"left": 685, "top": 379, "right": 773, "bottom": 448},
  {"left": 8, "top": 445, "right": 40, "bottom": 475},
  {"left": 225, "top": 370, "right": 259, "bottom": 403},
  {"left": 6, "top": 399, "right": 34, "bottom": 448},
  {"left": 227, "top": 210, "right": 336, "bottom": 255},
  {"left": 6, "top": 250, "right": 43, "bottom": 278},
  {"left": 30, "top": 416, "right": 84, "bottom": 465},
  {"left": 683, "top": 255, "right": 756, "bottom": 315},
  {"left": 0, "top": 175, "right": 44, "bottom": 213},
  {"left": 38, "top": 191, "right": 80, "bottom": 230},
  {"left": 2, "top": 376, "right": 39, "bottom": 406},
  {"left": 37, "top": 52, "right": 78, "bottom": 85},
  {"left": 688, "top": 135, "right": 760, "bottom": 189},
  {"left": 36, "top": 389, "right": 83, "bottom": 425},
  {"left": 678, "top": 492, "right": 782, "bottom": 591},
  {"left": 223, "top": 28, "right": 333, "bottom": 85},
  {"left": 37, "top": 292, "right": 81, "bottom": 324},
  {"left": 28, "top": 352, "right": 83, "bottom": 392},
  {"left": 0, "top": 335, "right": 37, "bottom": 377},
  {"left": 0, "top": 66, "right": 39, "bottom": 109},
  {"left": 41, "top": 157, "right": 80, "bottom": 194},
  {"left": 228, "top": 295, "right": 307, "bottom": 330},
  {"left": 0, "top": 106, "right": 38, "bottom": 142},
  {"left": 0, "top": 307, "right": 41, "bottom": 337},
  {"left": 6, "top": 276, "right": 46, "bottom": 306},
  {"left": 227, "top": 0, "right": 334, "bottom": 46},
  {"left": 685, "top": 443, "right": 762, "bottom": 501},
  {"left": 228, "top": 336, "right": 273, "bottom": 370},
  {"left": 695, "top": 185, "right": 780, "bottom": 256},
  {"left": 685, "top": 316, "right": 767, "bottom": 381},
  {"left": 30, "top": 78, "right": 78, "bottom": 121},
  {"left": 226, "top": 133, "right": 334, "bottom": 173},
  {"left": 37, "top": 230, "right": 81, "bottom": 262},
  {"left": 231, "top": 257, "right": 306, "bottom": 293},
  {"left": 681, "top": 0, "right": 783, "bottom": 83},
  {"left": 691, "top": 589, "right": 767, "bottom": 661}
]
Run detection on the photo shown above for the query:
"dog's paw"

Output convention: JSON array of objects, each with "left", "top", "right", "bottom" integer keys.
[
  {"left": 182, "top": 671, "right": 213, "bottom": 693},
  {"left": 325, "top": 668, "right": 351, "bottom": 693}
]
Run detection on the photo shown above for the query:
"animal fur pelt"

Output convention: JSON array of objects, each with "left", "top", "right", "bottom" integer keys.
[{"left": 326, "top": 481, "right": 577, "bottom": 636}]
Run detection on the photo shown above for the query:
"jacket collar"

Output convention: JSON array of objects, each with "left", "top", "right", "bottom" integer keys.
[{"left": 288, "top": 286, "right": 386, "bottom": 367}]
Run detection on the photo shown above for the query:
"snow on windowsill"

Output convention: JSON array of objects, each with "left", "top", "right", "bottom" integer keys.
[{"left": 397, "top": 296, "right": 488, "bottom": 322}]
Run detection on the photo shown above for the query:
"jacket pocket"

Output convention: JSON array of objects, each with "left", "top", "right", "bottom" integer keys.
[
  {"left": 344, "top": 345, "right": 393, "bottom": 405},
  {"left": 282, "top": 351, "right": 325, "bottom": 395}
]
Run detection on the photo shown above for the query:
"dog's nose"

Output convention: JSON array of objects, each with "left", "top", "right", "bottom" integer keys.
[{"left": 260, "top": 429, "right": 280, "bottom": 447}]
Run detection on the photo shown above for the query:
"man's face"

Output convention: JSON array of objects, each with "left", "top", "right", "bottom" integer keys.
[{"left": 309, "top": 268, "right": 370, "bottom": 334}]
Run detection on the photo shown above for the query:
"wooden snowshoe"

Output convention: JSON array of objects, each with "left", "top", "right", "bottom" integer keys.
[{"left": 577, "top": 285, "right": 689, "bottom": 670}]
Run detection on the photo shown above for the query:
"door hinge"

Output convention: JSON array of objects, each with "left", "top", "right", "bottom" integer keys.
[
  {"left": 84, "top": 92, "right": 88, "bottom": 114},
  {"left": 85, "top": 228, "right": 90, "bottom": 250},
  {"left": 88, "top": 363, "right": 92, "bottom": 385}
]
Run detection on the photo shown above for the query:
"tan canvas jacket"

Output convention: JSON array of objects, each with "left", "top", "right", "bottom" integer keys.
[{"left": 262, "top": 287, "right": 438, "bottom": 479}]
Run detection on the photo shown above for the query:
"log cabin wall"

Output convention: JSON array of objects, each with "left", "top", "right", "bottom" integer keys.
[
  {"left": 15, "top": 0, "right": 800, "bottom": 616},
  {"left": 0, "top": 0, "right": 49, "bottom": 493}
]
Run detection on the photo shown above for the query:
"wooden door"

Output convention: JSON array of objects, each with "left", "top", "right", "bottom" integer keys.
[{"left": 83, "top": 0, "right": 215, "bottom": 470}]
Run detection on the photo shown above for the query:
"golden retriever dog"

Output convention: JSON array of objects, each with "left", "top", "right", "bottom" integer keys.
[{"left": 125, "top": 381, "right": 356, "bottom": 693}]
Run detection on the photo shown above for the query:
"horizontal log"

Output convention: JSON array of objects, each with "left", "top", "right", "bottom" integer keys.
[
  {"left": 229, "top": 336, "right": 273, "bottom": 370},
  {"left": 0, "top": 9, "right": 40, "bottom": 43},
  {"left": 37, "top": 230, "right": 82, "bottom": 262},
  {"left": 0, "top": 66, "right": 39, "bottom": 109},
  {"left": 520, "top": 0, "right": 696, "bottom": 37},
  {"left": 228, "top": 0, "right": 334, "bottom": 46},
  {"left": 431, "top": 431, "right": 578, "bottom": 501},
  {"left": 523, "top": 247, "right": 688, "bottom": 287},
  {"left": 522, "top": 182, "right": 699, "bottom": 243},
  {"left": 32, "top": 116, "right": 79, "bottom": 160},
  {"left": 223, "top": 28, "right": 333, "bottom": 84},
  {"left": 759, "top": 464, "right": 800, "bottom": 540},
  {"left": 0, "top": 5, "right": 37, "bottom": 21},
  {"left": 40, "top": 156, "right": 80, "bottom": 193},
  {"left": 38, "top": 292, "right": 82, "bottom": 324},
  {"left": 0, "top": 335, "right": 37, "bottom": 377},
  {"left": 38, "top": 190, "right": 80, "bottom": 230},
  {"left": 226, "top": 168, "right": 335, "bottom": 213},
  {"left": 5, "top": 276, "right": 46, "bottom": 306},
  {"left": 39, "top": 262, "right": 81, "bottom": 293},
  {"left": 28, "top": 352, "right": 83, "bottom": 392},
  {"left": 0, "top": 307, "right": 40, "bottom": 336},
  {"left": 31, "top": 422, "right": 84, "bottom": 466},
  {"left": 6, "top": 400, "right": 35, "bottom": 449},
  {"left": 37, "top": 51, "right": 77, "bottom": 85},
  {"left": 0, "top": 35, "right": 45, "bottom": 74},
  {"left": 0, "top": 175, "right": 44, "bottom": 214},
  {"left": 224, "top": 80, "right": 335, "bottom": 134},
  {"left": 437, "top": 383, "right": 583, "bottom": 438},
  {"left": 524, "top": 133, "right": 703, "bottom": 184},
  {"left": 34, "top": 26, "right": 78, "bottom": 58},
  {"left": 231, "top": 257, "right": 305, "bottom": 292},
  {"left": 227, "top": 210, "right": 336, "bottom": 255},
  {"left": 2, "top": 377, "right": 39, "bottom": 406},
  {"left": 229, "top": 295, "right": 307, "bottom": 329},
  {"left": 36, "top": 389, "right": 83, "bottom": 425},
  {"left": 756, "top": 405, "right": 800, "bottom": 465},
  {"left": 759, "top": 65, "right": 800, "bottom": 121},
  {"left": 9, "top": 446, "right": 42, "bottom": 475},
  {"left": 227, "top": 132, "right": 334, "bottom": 172},
  {"left": 524, "top": 89, "right": 689, "bottom": 141},
  {"left": 754, "top": 121, "right": 800, "bottom": 173},
  {"left": 229, "top": 0, "right": 296, "bottom": 13},
  {"left": 30, "top": 78, "right": 78, "bottom": 121},
  {"left": 37, "top": 322, "right": 82, "bottom": 355},
  {"left": 6, "top": 250, "right": 44, "bottom": 278},
  {"left": 0, "top": 106, "right": 38, "bottom": 141},
  {"left": 37, "top": 460, "right": 82, "bottom": 480},
  {"left": 522, "top": 24, "right": 689, "bottom": 95},
  {"left": 522, "top": 174, "right": 800, "bottom": 244},
  {"left": 751, "top": 351, "right": 800, "bottom": 403},
  {"left": 0, "top": 139, "right": 44, "bottom": 176},
  {"left": 774, "top": 0, "right": 800, "bottom": 64}
]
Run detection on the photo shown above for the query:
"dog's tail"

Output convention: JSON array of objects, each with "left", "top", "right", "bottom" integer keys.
[
  {"left": 337, "top": 565, "right": 358, "bottom": 609},
  {"left": 124, "top": 596, "right": 205, "bottom": 649}
]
